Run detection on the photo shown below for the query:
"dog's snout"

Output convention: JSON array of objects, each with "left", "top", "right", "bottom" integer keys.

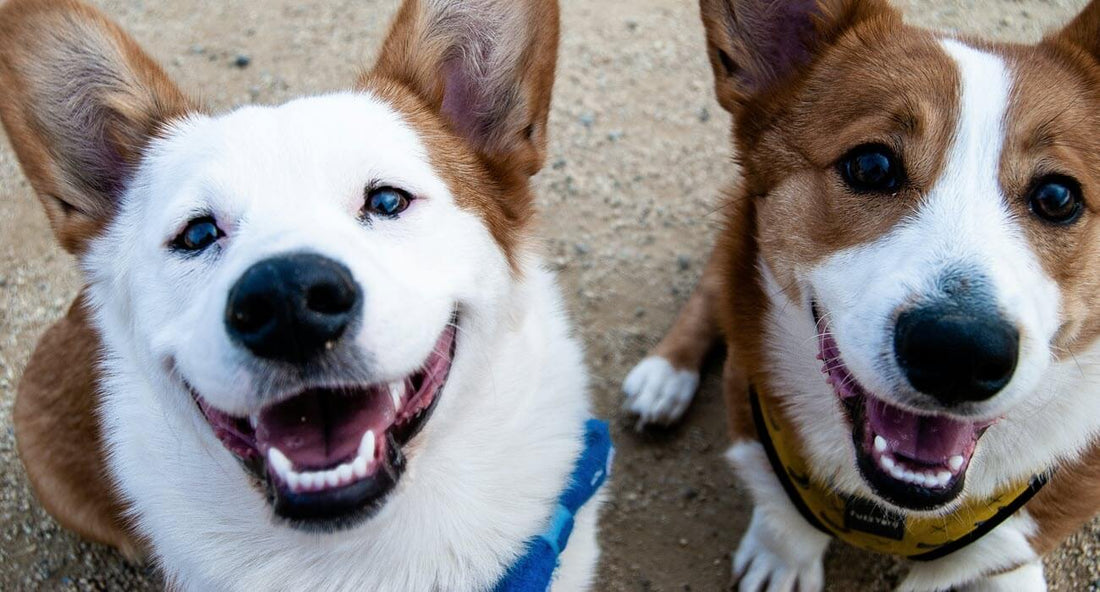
[
  {"left": 226, "top": 253, "right": 360, "bottom": 363},
  {"left": 894, "top": 306, "right": 1019, "bottom": 405}
]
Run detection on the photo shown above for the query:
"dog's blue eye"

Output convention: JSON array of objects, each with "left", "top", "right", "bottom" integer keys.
[
  {"left": 172, "top": 217, "right": 223, "bottom": 252},
  {"left": 364, "top": 187, "right": 412, "bottom": 218},
  {"left": 1029, "top": 175, "right": 1082, "bottom": 225},
  {"left": 840, "top": 144, "right": 903, "bottom": 193}
]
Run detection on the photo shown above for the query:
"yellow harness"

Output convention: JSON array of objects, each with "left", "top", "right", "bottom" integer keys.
[{"left": 750, "top": 389, "right": 1047, "bottom": 560}]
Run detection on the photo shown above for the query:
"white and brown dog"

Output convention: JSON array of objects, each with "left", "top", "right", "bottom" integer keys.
[
  {"left": 625, "top": 0, "right": 1100, "bottom": 590},
  {"left": 0, "top": 0, "right": 609, "bottom": 590}
]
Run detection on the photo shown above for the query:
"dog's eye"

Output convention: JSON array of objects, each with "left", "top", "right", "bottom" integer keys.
[
  {"left": 171, "top": 217, "right": 223, "bottom": 252},
  {"left": 363, "top": 187, "right": 412, "bottom": 218},
  {"left": 839, "top": 144, "right": 904, "bottom": 193},
  {"left": 1029, "top": 175, "right": 1083, "bottom": 225}
]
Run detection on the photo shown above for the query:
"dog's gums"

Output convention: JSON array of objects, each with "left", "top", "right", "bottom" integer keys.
[
  {"left": 814, "top": 306, "right": 993, "bottom": 511},
  {"left": 192, "top": 323, "right": 457, "bottom": 529}
]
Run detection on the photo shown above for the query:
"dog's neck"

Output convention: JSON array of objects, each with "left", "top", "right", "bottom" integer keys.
[{"left": 94, "top": 261, "right": 594, "bottom": 591}]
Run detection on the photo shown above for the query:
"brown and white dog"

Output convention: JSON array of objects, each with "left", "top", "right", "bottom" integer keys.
[
  {"left": 0, "top": 0, "right": 605, "bottom": 590},
  {"left": 624, "top": 0, "right": 1100, "bottom": 590}
]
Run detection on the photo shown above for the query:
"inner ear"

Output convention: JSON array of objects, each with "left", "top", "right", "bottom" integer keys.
[
  {"left": 367, "top": 0, "right": 559, "bottom": 178},
  {"left": 0, "top": 0, "right": 194, "bottom": 254}
]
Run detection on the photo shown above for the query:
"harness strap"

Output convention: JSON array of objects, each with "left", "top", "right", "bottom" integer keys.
[{"left": 750, "top": 388, "right": 1047, "bottom": 561}]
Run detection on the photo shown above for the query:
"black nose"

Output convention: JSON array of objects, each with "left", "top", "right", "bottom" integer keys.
[
  {"left": 894, "top": 306, "right": 1019, "bottom": 405},
  {"left": 226, "top": 253, "right": 361, "bottom": 363}
]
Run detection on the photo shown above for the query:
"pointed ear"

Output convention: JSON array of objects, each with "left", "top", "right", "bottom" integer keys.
[
  {"left": 1050, "top": 0, "right": 1100, "bottom": 61},
  {"left": 0, "top": 0, "right": 194, "bottom": 254},
  {"left": 699, "top": 0, "right": 896, "bottom": 112},
  {"left": 367, "top": 0, "right": 559, "bottom": 178}
]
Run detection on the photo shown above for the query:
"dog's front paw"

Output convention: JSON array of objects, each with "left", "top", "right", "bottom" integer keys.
[
  {"left": 732, "top": 510, "right": 826, "bottom": 592},
  {"left": 621, "top": 356, "right": 699, "bottom": 429}
]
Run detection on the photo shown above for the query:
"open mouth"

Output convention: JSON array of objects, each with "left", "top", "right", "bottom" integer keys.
[
  {"left": 814, "top": 306, "right": 991, "bottom": 511},
  {"left": 191, "top": 322, "right": 457, "bottom": 530}
]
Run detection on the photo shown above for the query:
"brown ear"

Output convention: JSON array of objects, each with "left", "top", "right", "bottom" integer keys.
[
  {"left": 1048, "top": 0, "right": 1100, "bottom": 61},
  {"left": 15, "top": 292, "right": 145, "bottom": 560},
  {"left": 0, "top": 0, "right": 194, "bottom": 254},
  {"left": 367, "top": 0, "right": 559, "bottom": 178},
  {"left": 698, "top": 0, "right": 895, "bottom": 113}
]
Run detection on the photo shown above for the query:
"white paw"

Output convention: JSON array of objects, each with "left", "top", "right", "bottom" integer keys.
[
  {"left": 732, "top": 511, "right": 825, "bottom": 592},
  {"left": 621, "top": 356, "right": 699, "bottom": 429}
]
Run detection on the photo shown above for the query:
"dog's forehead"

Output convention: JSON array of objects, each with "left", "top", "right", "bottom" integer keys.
[{"left": 146, "top": 92, "right": 444, "bottom": 216}]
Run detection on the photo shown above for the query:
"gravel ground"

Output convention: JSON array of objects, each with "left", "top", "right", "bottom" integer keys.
[{"left": 1, "top": 0, "right": 1097, "bottom": 590}]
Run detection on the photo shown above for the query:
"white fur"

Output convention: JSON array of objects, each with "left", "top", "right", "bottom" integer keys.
[
  {"left": 82, "top": 92, "right": 600, "bottom": 590},
  {"left": 621, "top": 356, "right": 699, "bottom": 429},
  {"left": 733, "top": 39, "right": 1100, "bottom": 591},
  {"left": 727, "top": 442, "right": 830, "bottom": 592}
]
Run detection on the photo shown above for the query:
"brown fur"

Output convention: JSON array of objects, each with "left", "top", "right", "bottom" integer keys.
[
  {"left": 0, "top": 0, "right": 194, "bottom": 558},
  {"left": 14, "top": 293, "right": 144, "bottom": 559},
  {"left": 645, "top": 0, "right": 1100, "bottom": 573}
]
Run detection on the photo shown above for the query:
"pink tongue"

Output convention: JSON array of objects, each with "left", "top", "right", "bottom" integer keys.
[
  {"left": 866, "top": 396, "right": 976, "bottom": 464},
  {"left": 254, "top": 388, "right": 394, "bottom": 470}
]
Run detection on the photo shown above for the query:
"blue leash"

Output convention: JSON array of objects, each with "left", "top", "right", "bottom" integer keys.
[{"left": 493, "top": 419, "right": 613, "bottom": 592}]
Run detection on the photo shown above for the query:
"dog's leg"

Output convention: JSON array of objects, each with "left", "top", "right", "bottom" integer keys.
[
  {"left": 899, "top": 511, "right": 1042, "bottom": 592},
  {"left": 622, "top": 249, "right": 723, "bottom": 428},
  {"left": 727, "top": 441, "right": 830, "bottom": 592}
]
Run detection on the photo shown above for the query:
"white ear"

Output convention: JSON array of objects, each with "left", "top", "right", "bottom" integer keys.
[{"left": 368, "top": 0, "right": 560, "bottom": 177}]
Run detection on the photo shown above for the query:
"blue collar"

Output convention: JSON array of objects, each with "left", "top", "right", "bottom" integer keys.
[{"left": 493, "top": 419, "right": 613, "bottom": 592}]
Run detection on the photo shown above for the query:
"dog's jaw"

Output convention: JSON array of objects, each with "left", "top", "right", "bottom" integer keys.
[{"left": 187, "top": 321, "right": 457, "bottom": 530}]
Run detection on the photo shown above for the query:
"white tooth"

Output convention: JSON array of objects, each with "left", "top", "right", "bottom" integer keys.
[
  {"left": 299, "top": 473, "right": 314, "bottom": 490},
  {"left": 937, "top": 470, "right": 952, "bottom": 484},
  {"left": 389, "top": 381, "right": 405, "bottom": 411},
  {"left": 912, "top": 472, "right": 928, "bottom": 486},
  {"left": 889, "top": 465, "right": 907, "bottom": 481},
  {"left": 352, "top": 456, "right": 369, "bottom": 479},
  {"left": 948, "top": 455, "right": 965, "bottom": 472},
  {"left": 359, "top": 430, "right": 376, "bottom": 461},
  {"left": 250, "top": 414, "right": 259, "bottom": 429},
  {"left": 874, "top": 436, "right": 887, "bottom": 453},
  {"left": 880, "top": 455, "right": 896, "bottom": 470},
  {"left": 267, "top": 448, "right": 292, "bottom": 478},
  {"left": 287, "top": 472, "right": 301, "bottom": 492},
  {"left": 325, "top": 470, "right": 340, "bottom": 488},
  {"left": 902, "top": 470, "right": 918, "bottom": 483},
  {"left": 337, "top": 463, "right": 354, "bottom": 484}
]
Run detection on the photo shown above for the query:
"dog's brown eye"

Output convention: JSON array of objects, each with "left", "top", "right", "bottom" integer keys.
[
  {"left": 363, "top": 186, "right": 412, "bottom": 218},
  {"left": 840, "top": 144, "right": 904, "bottom": 193},
  {"left": 172, "top": 216, "right": 223, "bottom": 252},
  {"left": 1029, "top": 175, "right": 1083, "bottom": 225}
]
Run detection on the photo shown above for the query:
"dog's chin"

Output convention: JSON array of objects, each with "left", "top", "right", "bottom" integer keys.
[
  {"left": 812, "top": 305, "right": 994, "bottom": 512},
  {"left": 187, "top": 321, "right": 457, "bottom": 532}
]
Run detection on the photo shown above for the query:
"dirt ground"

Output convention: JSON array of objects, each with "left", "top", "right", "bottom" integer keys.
[{"left": 1, "top": 0, "right": 1098, "bottom": 590}]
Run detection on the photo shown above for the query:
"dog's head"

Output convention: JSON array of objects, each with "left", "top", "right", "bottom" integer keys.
[
  {"left": 0, "top": 0, "right": 557, "bottom": 530},
  {"left": 702, "top": 0, "right": 1100, "bottom": 510}
]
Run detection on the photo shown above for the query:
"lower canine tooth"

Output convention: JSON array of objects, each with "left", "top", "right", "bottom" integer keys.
[
  {"left": 389, "top": 382, "right": 405, "bottom": 411},
  {"left": 268, "top": 448, "right": 292, "bottom": 477},
  {"left": 948, "top": 455, "right": 964, "bottom": 472},
  {"left": 359, "top": 430, "right": 376, "bottom": 461},
  {"left": 352, "top": 456, "right": 369, "bottom": 478},
  {"left": 874, "top": 436, "right": 887, "bottom": 453}
]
